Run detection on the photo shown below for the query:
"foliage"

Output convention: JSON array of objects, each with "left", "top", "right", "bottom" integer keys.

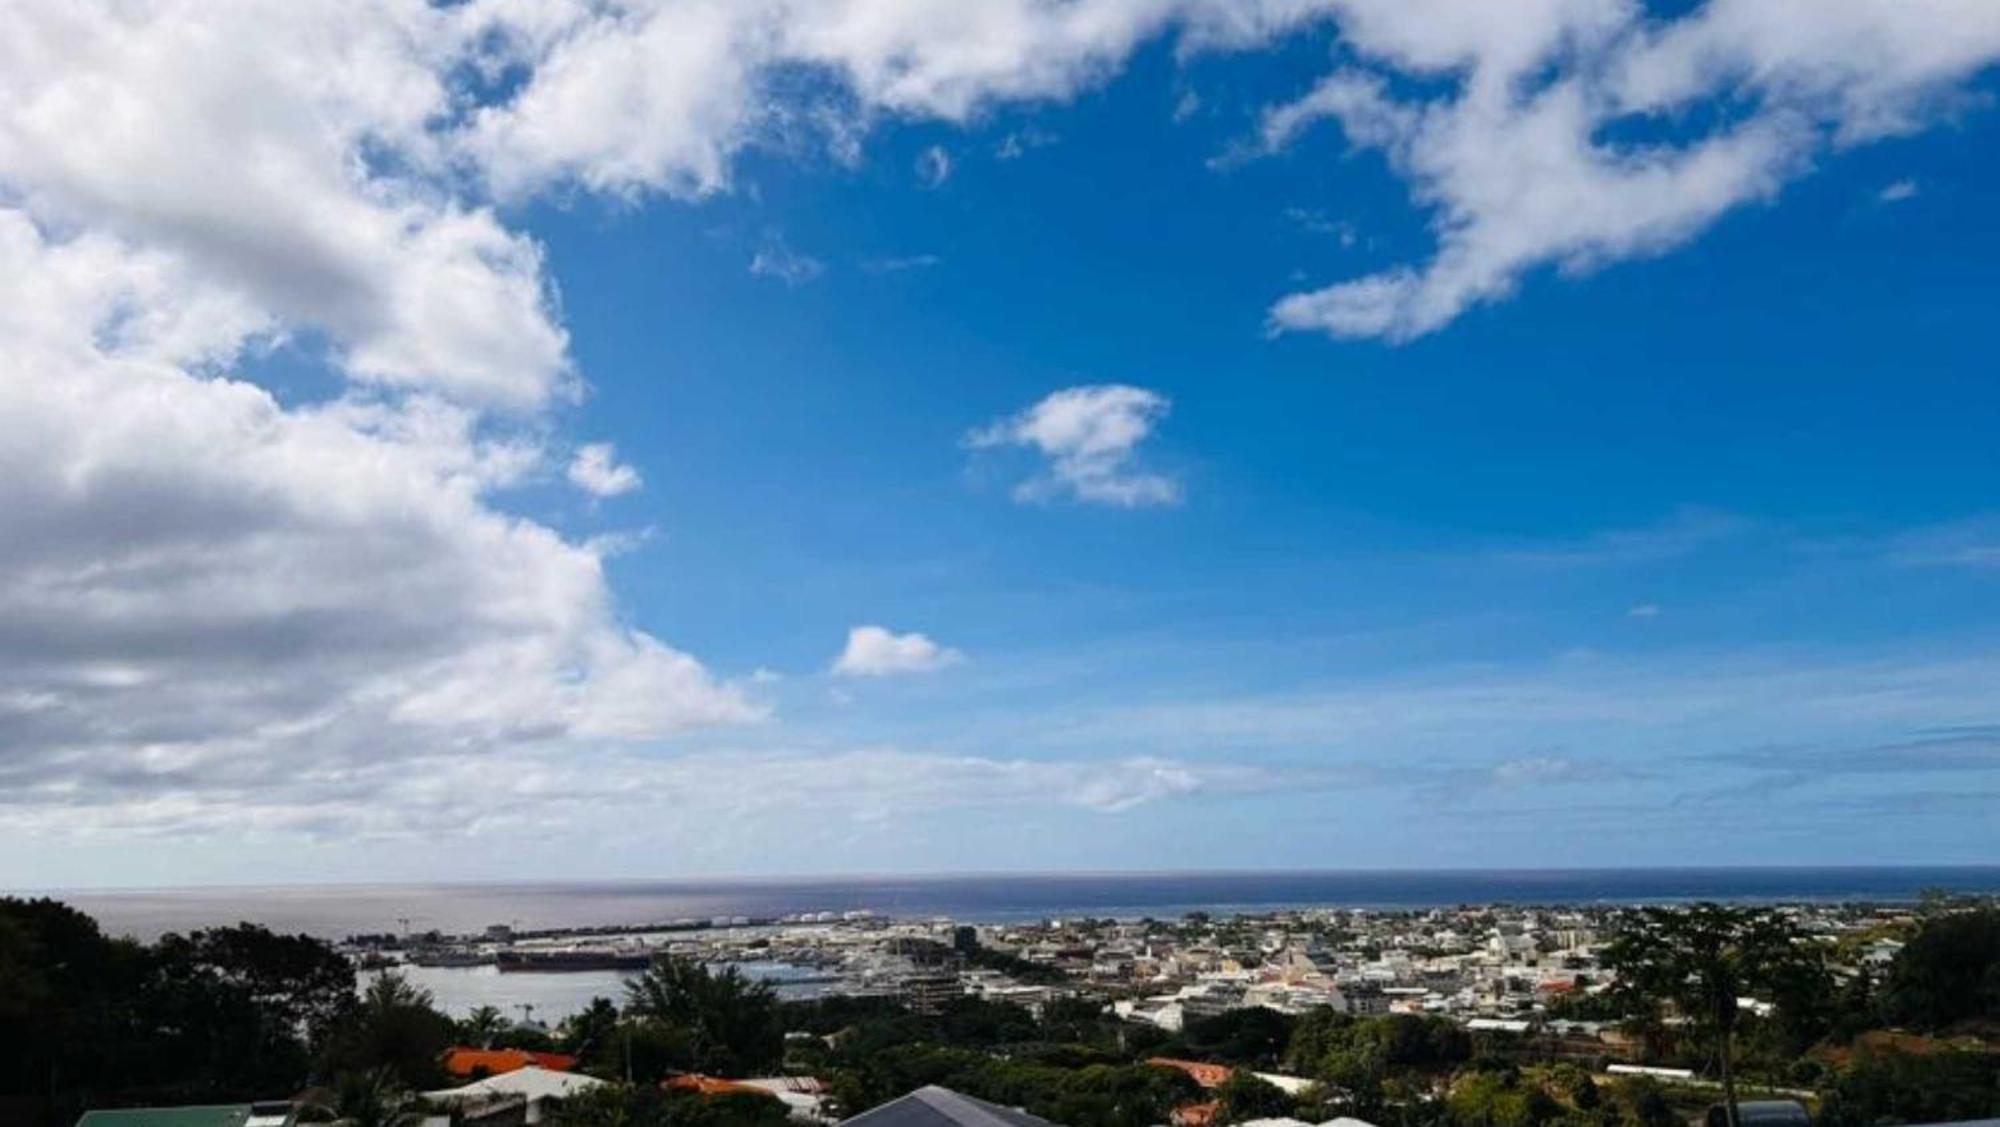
[
  {"left": 1815, "top": 1048, "right": 2000, "bottom": 1127},
  {"left": 330, "top": 1065, "right": 424, "bottom": 1127},
  {"left": 0, "top": 898, "right": 392, "bottom": 1125},
  {"left": 1445, "top": 1066, "right": 1563, "bottom": 1127},
  {"left": 1604, "top": 905, "right": 1828, "bottom": 1127},
  {"left": 317, "top": 972, "right": 455, "bottom": 1090},
  {"left": 1167, "top": 1007, "right": 1296, "bottom": 1069},
  {"left": 563, "top": 996, "right": 626, "bottom": 1076},
  {"left": 461, "top": 1005, "right": 508, "bottom": 1048},
  {"left": 547, "top": 1086, "right": 795, "bottom": 1127},
  {"left": 1286, "top": 1009, "right": 1471, "bottom": 1081},
  {"left": 1879, "top": 908, "right": 2000, "bottom": 1031},
  {"left": 1215, "top": 1068, "right": 1295, "bottom": 1124},
  {"left": 624, "top": 956, "right": 784, "bottom": 1078}
]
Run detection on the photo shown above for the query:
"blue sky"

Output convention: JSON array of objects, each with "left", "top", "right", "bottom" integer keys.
[{"left": 4, "top": 1, "right": 1999, "bottom": 887}]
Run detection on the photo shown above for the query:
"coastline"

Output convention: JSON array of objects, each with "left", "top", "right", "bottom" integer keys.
[{"left": 36, "top": 863, "right": 2000, "bottom": 942}]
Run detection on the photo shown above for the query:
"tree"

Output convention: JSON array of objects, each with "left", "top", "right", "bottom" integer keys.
[
  {"left": 1603, "top": 905, "right": 1828, "bottom": 1127},
  {"left": 462, "top": 1005, "right": 508, "bottom": 1048},
  {"left": 320, "top": 972, "right": 455, "bottom": 1089},
  {"left": 563, "top": 996, "right": 625, "bottom": 1077},
  {"left": 624, "top": 957, "right": 783, "bottom": 1077},
  {"left": 1215, "top": 1069, "right": 1294, "bottom": 1124},
  {"left": 331, "top": 1066, "right": 425, "bottom": 1127},
  {"left": 1879, "top": 907, "right": 2000, "bottom": 1031}
]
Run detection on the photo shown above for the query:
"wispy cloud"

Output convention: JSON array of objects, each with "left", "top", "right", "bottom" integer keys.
[
  {"left": 862, "top": 253, "right": 943, "bottom": 274},
  {"left": 1878, "top": 178, "right": 1921, "bottom": 203},
  {"left": 995, "top": 127, "right": 1057, "bottom": 160},
  {"left": 1486, "top": 509, "right": 1747, "bottom": 568},
  {"left": 749, "top": 236, "right": 824, "bottom": 285},
  {"left": 916, "top": 144, "right": 952, "bottom": 187}
]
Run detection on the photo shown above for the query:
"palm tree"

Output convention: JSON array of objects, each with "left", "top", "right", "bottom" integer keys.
[
  {"left": 463, "top": 1004, "right": 507, "bottom": 1048},
  {"left": 1604, "top": 904, "right": 1828, "bottom": 1127},
  {"left": 623, "top": 955, "right": 781, "bottom": 1076},
  {"left": 333, "top": 1065, "right": 425, "bottom": 1127}
]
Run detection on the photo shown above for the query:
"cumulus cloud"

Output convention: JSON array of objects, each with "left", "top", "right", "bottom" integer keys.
[
  {"left": 1257, "top": 0, "right": 2000, "bottom": 340},
  {"left": 0, "top": 1, "right": 573, "bottom": 410},
  {"left": 968, "top": 384, "right": 1180, "bottom": 507},
  {"left": 831, "top": 625, "right": 964, "bottom": 677},
  {"left": 8, "top": 0, "right": 1999, "bottom": 861},
  {"left": 0, "top": 212, "right": 761, "bottom": 842},
  {"left": 567, "top": 442, "right": 644, "bottom": 497}
]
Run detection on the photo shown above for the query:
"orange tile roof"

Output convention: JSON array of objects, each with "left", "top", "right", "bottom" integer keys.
[
  {"left": 1173, "top": 1101, "right": 1220, "bottom": 1127},
  {"left": 1148, "top": 1058, "right": 1233, "bottom": 1089},
  {"left": 665, "top": 1074, "right": 782, "bottom": 1099},
  {"left": 442, "top": 1047, "right": 578, "bottom": 1077}
]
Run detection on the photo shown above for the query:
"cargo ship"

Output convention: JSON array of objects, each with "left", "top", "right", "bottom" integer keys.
[{"left": 495, "top": 947, "right": 655, "bottom": 972}]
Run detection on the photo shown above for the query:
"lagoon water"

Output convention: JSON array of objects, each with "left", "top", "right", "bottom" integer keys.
[{"left": 48, "top": 866, "right": 2000, "bottom": 943}]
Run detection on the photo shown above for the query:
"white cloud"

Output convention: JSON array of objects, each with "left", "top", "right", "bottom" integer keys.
[
  {"left": 749, "top": 236, "right": 825, "bottom": 285},
  {"left": 1257, "top": 0, "right": 2000, "bottom": 340},
  {"left": 1627, "top": 602, "right": 1662, "bottom": 618},
  {"left": 968, "top": 384, "right": 1180, "bottom": 507},
  {"left": 831, "top": 625, "right": 964, "bottom": 677},
  {"left": 995, "top": 126, "right": 1058, "bottom": 159},
  {"left": 0, "top": 1, "right": 573, "bottom": 411},
  {"left": 861, "top": 253, "right": 943, "bottom": 273},
  {"left": 1879, "top": 178, "right": 1920, "bottom": 202},
  {"left": 567, "top": 442, "right": 643, "bottom": 497},
  {"left": 0, "top": 212, "right": 761, "bottom": 841},
  {"left": 6, "top": 0, "right": 1999, "bottom": 864},
  {"left": 916, "top": 143, "right": 953, "bottom": 186}
]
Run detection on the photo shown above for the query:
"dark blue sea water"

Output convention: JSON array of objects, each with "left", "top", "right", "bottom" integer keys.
[{"left": 44, "top": 866, "right": 2000, "bottom": 941}]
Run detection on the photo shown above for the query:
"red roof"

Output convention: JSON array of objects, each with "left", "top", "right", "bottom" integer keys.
[
  {"left": 442, "top": 1047, "right": 578, "bottom": 1077},
  {"left": 1173, "top": 1101, "right": 1220, "bottom": 1127},
  {"left": 665, "top": 1074, "right": 781, "bottom": 1100},
  {"left": 1148, "top": 1058, "right": 1233, "bottom": 1089}
]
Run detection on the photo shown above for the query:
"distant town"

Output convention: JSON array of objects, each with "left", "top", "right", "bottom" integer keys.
[
  {"left": 14, "top": 891, "right": 1997, "bottom": 1127},
  {"left": 343, "top": 898, "right": 1927, "bottom": 1036}
]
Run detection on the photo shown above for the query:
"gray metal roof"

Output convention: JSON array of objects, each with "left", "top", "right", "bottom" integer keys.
[{"left": 840, "top": 1086, "right": 1063, "bottom": 1127}]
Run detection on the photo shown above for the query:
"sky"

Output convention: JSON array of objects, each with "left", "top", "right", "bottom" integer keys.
[{"left": 4, "top": 0, "right": 2000, "bottom": 889}]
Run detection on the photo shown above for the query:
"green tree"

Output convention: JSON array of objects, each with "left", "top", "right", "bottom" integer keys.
[
  {"left": 331, "top": 1065, "right": 425, "bottom": 1127},
  {"left": 563, "top": 996, "right": 626, "bottom": 1076},
  {"left": 1815, "top": 1048, "right": 2000, "bottom": 1127},
  {"left": 1879, "top": 907, "right": 2000, "bottom": 1031},
  {"left": 461, "top": 1005, "right": 508, "bottom": 1048},
  {"left": 1215, "top": 1069, "right": 1295, "bottom": 1124},
  {"left": 625, "top": 957, "right": 783, "bottom": 1076},
  {"left": 548, "top": 1086, "right": 793, "bottom": 1127},
  {"left": 319, "top": 972, "right": 454, "bottom": 1089},
  {"left": 1604, "top": 905, "right": 1828, "bottom": 1127}
]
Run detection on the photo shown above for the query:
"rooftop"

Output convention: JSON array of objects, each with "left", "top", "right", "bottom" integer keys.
[{"left": 840, "top": 1085, "right": 1061, "bottom": 1127}]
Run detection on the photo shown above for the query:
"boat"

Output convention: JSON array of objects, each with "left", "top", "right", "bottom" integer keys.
[
  {"left": 496, "top": 948, "right": 656, "bottom": 972},
  {"left": 408, "top": 948, "right": 493, "bottom": 968}
]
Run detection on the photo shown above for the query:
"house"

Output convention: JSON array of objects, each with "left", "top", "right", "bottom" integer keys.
[
  {"left": 424, "top": 1064, "right": 606, "bottom": 1125},
  {"left": 75, "top": 1104, "right": 297, "bottom": 1127},
  {"left": 838, "top": 1085, "right": 1061, "bottom": 1127},
  {"left": 1145, "top": 1058, "right": 1314, "bottom": 1097},
  {"left": 442, "top": 1047, "right": 579, "bottom": 1078}
]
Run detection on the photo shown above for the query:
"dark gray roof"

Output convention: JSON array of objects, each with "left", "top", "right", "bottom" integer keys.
[{"left": 840, "top": 1086, "right": 1062, "bottom": 1127}]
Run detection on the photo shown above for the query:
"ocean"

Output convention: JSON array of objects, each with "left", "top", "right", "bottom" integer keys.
[{"left": 42, "top": 865, "right": 2000, "bottom": 943}]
